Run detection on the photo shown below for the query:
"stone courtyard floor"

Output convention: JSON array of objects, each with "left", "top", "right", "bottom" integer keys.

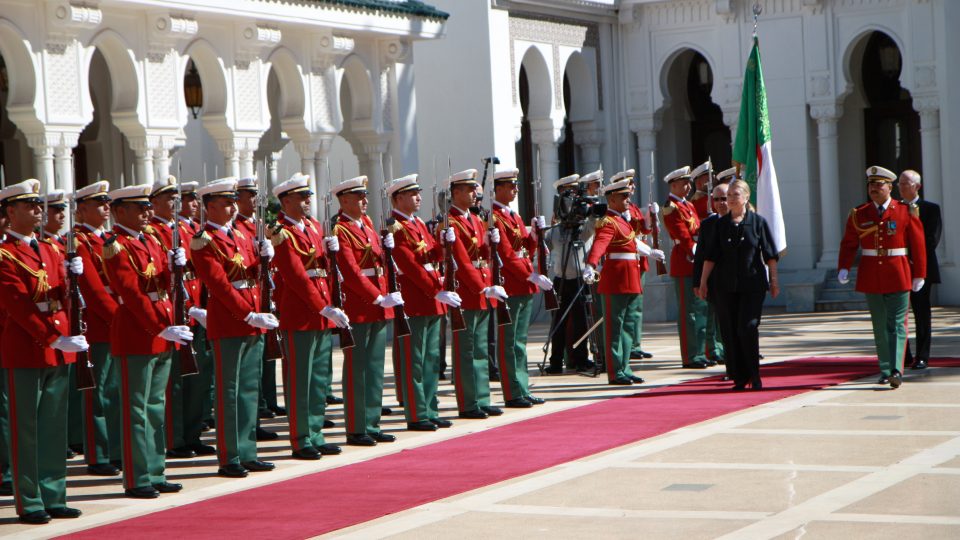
[{"left": 3, "top": 307, "right": 960, "bottom": 539}]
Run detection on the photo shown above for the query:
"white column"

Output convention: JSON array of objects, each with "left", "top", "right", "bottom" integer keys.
[
  {"left": 33, "top": 146, "right": 55, "bottom": 191},
  {"left": 916, "top": 103, "right": 943, "bottom": 207},
  {"left": 154, "top": 148, "right": 172, "bottom": 181},
  {"left": 295, "top": 141, "right": 320, "bottom": 182},
  {"left": 133, "top": 147, "right": 156, "bottom": 186},
  {"left": 219, "top": 141, "right": 241, "bottom": 178},
  {"left": 53, "top": 146, "right": 75, "bottom": 193},
  {"left": 532, "top": 124, "right": 562, "bottom": 220},
  {"left": 573, "top": 122, "right": 603, "bottom": 173},
  {"left": 811, "top": 104, "right": 842, "bottom": 269},
  {"left": 268, "top": 151, "right": 282, "bottom": 192},
  {"left": 355, "top": 135, "right": 389, "bottom": 225}
]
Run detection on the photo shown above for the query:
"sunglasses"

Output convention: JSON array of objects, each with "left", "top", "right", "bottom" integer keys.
[{"left": 714, "top": 197, "right": 727, "bottom": 201}]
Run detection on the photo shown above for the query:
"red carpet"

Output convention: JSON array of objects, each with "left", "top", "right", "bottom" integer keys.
[{"left": 64, "top": 357, "right": 959, "bottom": 539}]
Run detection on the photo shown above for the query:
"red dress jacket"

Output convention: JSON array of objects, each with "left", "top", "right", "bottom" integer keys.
[
  {"left": 491, "top": 204, "right": 537, "bottom": 297},
  {"left": 586, "top": 210, "right": 644, "bottom": 295},
  {"left": 389, "top": 211, "right": 444, "bottom": 318},
  {"left": 0, "top": 236, "right": 75, "bottom": 368},
  {"left": 691, "top": 191, "right": 710, "bottom": 220},
  {"left": 104, "top": 227, "right": 175, "bottom": 356},
  {"left": 448, "top": 207, "right": 495, "bottom": 311},
  {"left": 191, "top": 223, "right": 263, "bottom": 340},
  {"left": 333, "top": 213, "right": 392, "bottom": 324},
  {"left": 271, "top": 213, "right": 333, "bottom": 331},
  {"left": 663, "top": 196, "right": 700, "bottom": 278},
  {"left": 839, "top": 200, "right": 926, "bottom": 294},
  {"left": 147, "top": 217, "right": 201, "bottom": 315},
  {"left": 74, "top": 226, "right": 119, "bottom": 344},
  {"left": 627, "top": 202, "right": 653, "bottom": 275}
]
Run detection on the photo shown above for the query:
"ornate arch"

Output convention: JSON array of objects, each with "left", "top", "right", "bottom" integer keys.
[
  {"left": 655, "top": 44, "right": 720, "bottom": 116},
  {"left": 562, "top": 51, "right": 595, "bottom": 123},
  {"left": 518, "top": 44, "right": 553, "bottom": 120},
  {"left": 0, "top": 18, "right": 42, "bottom": 134}
]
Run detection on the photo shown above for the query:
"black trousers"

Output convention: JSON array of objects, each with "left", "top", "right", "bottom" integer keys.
[
  {"left": 906, "top": 281, "right": 933, "bottom": 363},
  {"left": 715, "top": 290, "right": 766, "bottom": 385},
  {"left": 549, "top": 277, "right": 590, "bottom": 368}
]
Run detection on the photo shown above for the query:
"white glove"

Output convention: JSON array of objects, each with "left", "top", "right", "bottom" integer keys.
[
  {"left": 168, "top": 248, "right": 187, "bottom": 267},
  {"left": 159, "top": 325, "right": 194, "bottom": 345},
  {"left": 444, "top": 227, "right": 455, "bottom": 243},
  {"left": 64, "top": 256, "right": 83, "bottom": 275},
  {"left": 434, "top": 290, "right": 463, "bottom": 308},
  {"left": 691, "top": 243, "right": 697, "bottom": 256},
  {"left": 650, "top": 249, "right": 666, "bottom": 262},
  {"left": 483, "top": 285, "right": 508, "bottom": 302},
  {"left": 259, "top": 240, "right": 274, "bottom": 259},
  {"left": 188, "top": 307, "right": 208, "bottom": 328},
  {"left": 528, "top": 273, "right": 554, "bottom": 291},
  {"left": 376, "top": 291, "right": 404, "bottom": 308},
  {"left": 912, "top": 278, "right": 925, "bottom": 292},
  {"left": 531, "top": 216, "right": 546, "bottom": 229},
  {"left": 582, "top": 265, "right": 599, "bottom": 285},
  {"left": 324, "top": 236, "right": 340, "bottom": 253},
  {"left": 838, "top": 268, "right": 850, "bottom": 284},
  {"left": 383, "top": 232, "right": 395, "bottom": 249},
  {"left": 487, "top": 228, "right": 501, "bottom": 244},
  {"left": 244, "top": 312, "right": 280, "bottom": 330},
  {"left": 635, "top": 238, "right": 653, "bottom": 257},
  {"left": 51, "top": 335, "right": 89, "bottom": 353},
  {"left": 648, "top": 202, "right": 660, "bottom": 215},
  {"left": 320, "top": 306, "right": 350, "bottom": 328}
]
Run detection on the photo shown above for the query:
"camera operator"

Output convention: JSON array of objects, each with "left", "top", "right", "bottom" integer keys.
[{"left": 544, "top": 171, "right": 605, "bottom": 374}]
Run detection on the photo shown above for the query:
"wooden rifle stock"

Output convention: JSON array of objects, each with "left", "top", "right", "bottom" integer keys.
[
  {"left": 488, "top": 226, "right": 512, "bottom": 326},
  {"left": 170, "top": 193, "right": 199, "bottom": 376},
  {"left": 442, "top": 222, "right": 466, "bottom": 333},
  {"left": 381, "top": 220, "right": 411, "bottom": 337},
  {"left": 256, "top": 191, "right": 283, "bottom": 362},
  {"left": 535, "top": 223, "right": 559, "bottom": 310},
  {"left": 326, "top": 228, "right": 355, "bottom": 349},
  {"left": 68, "top": 238, "right": 96, "bottom": 390}
]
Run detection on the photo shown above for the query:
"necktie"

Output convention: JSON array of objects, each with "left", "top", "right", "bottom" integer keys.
[
  {"left": 877, "top": 205, "right": 885, "bottom": 220},
  {"left": 29, "top": 239, "right": 40, "bottom": 255}
]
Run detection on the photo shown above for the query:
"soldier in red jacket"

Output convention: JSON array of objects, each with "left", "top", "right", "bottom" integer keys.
[
  {"left": 490, "top": 169, "right": 552, "bottom": 407},
  {"left": 0, "top": 179, "right": 89, "bottom": 524},
  {"left": 146, "top": 176, "right": 214, "bottom": 460},
  {"left": 191, "top": 178, "right": 278, "bottom": 476},
  {"left": 583, "top": 179, "right": 665, "bottom": 385},
  {"left": 662, "top": 166, "right": 710, "bottom": 368},
  {"left": 72, "top": 181, "right": 122, "bottom": 476},
  {"left": 103, "top": 183, "right": 194, "bottom": 499},
  {"left": 386, "top": 174, "right": 461, "bottom": 431},
  {"left": 270, "top": 174, "right": 348, "bottom": 458},
  {"left": 332, "top": 176, "right": 404, "bottom": 446},
  {"left": 689, "top": 161, "right": 712, "bottom": 220},
  {"left": 623, "top": 170, "right": 655, "bottom": 365},
  {"left": 445, "top": 169, "right": 506, "bottom": 419},
  {"left": 838, "top": 166, "right": 926, "bottom": 388}
]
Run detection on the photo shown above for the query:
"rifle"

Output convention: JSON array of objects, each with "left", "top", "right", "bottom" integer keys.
[
  {"left": 439, "top": 184, "right": 466, "bottom": 332},
  {"left": 648, "top": 151, "right": 667, "bottom": 276},
  {"left": 171, "top": 169, "right": 199, "bottom": 376},
  {"left": 65, "top": 175, "right": 95, "bottom": 390},
  {"left": 485, "top": 162, "right": 511, "bottom": 326},
  {"left": 533, "top": 169, "right": 558, "bottom": 311},
  {"left": 324, "top": 189, "right": 355, "bottom": 348},
  {"left": 379, "top": 162, "right": 411, "bottom": 338},
  {"left": 477, "top": 156, "right": 499, "bottom": 214},
  {"left": 256, "top": 169, "right": 284, "bottom": 361},
  {"left": 706, "top": 156, "right": 714, "bottom": 216}
]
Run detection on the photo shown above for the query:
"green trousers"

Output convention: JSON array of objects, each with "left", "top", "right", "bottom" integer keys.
[
  {"left": 118, "top": 352, "right": 172, "bottom": 490},
  {"left": 391, "top": 342, "right": 405, "bottom": 407},
  {"left": 603, "top": 294, "right": 642, "bottom": 381},
  {"left": 705, "top": 304, "right": 725, "bottom": 361},
  {"left": 343, "top": 321, "right": 386, "bottom": 435},
  {"left": 0, "top": 367, "right": 11, "bottom": 486},
  {"left": 282, "top": 329, "right": 332, "bottom": 450},
  {"left": 674, "top": 276, "right": 709, "bottom": 365},
  {"left": 395, "top": 315, "right": 442, "bottom": 423},
  {"left": 452, "top": 309, "right": 492, "bottom": 413},
  {"left": 629, "top": 273, "right": 646, "bottom": 355},
  {"left": 6, "top": 365, "right": 69, "bottom": 515},
  {"left": 67, "top": 365, "right": 82, "bottom": 448},
  {"left": 180, "top": 324, "right": 214, "bottom": 447},
  {"left": 212, "top": 335, "right": 264, "bottom": 466},
  {"left": 866, "top": 292, "right": 910, "bottom": 377},
  {"left": 497, "top": 295, "right": 533, "bottom": 401},
  {"left": 81, "top": 342, "right": 121, "bottom": 465}
]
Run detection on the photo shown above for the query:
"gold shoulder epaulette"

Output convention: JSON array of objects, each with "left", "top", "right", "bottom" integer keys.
[
  {"left": 595, "top": 216, "right": 610, "bottom": 229},
  {"left": 103, "top": 237, "right": 123, "bottom": 259},
  {"left": 0, "top": 247, "right": 14, "bottom": 261},
  {"left": 271, "top": 227, "right": 291, "bottom": 247},
  {"left": 144, "top": 224, "right": 156, "bottom": 235},
  {"left": 909, "top": 204, "right": 920, "bottom": 218},
  {"left": 663, "top": 204, "right": 676, "bottom": 216},
  {"left": 388, "top": 220, "right": 403, "bottom": 234},
  {"left": 191, "top": 231, "right": 212, "bottom": 251}
]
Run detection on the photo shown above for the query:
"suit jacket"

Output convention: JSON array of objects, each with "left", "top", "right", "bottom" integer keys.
[
  {"left": 839, "top": 199, "right": 926, "bottom": 294},
  {"left": 692, "top": 213, "right": 719, "bottom": 297},
  {"left": 333, "top": 213, "right": 392, "bottom": 324},
  {"left": 0, "top": 235, "right": 74, "bottom": 368},
  {"left": 104, "top": 227, "right": 175, "bottom": 356},
  {"left": 904, "top": 199, "right": 941, "bottom": 284}
]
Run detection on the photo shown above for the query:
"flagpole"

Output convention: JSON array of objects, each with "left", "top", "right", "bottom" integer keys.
[{"left": 752, "top": 2, "right": 761, "bottom": 38}]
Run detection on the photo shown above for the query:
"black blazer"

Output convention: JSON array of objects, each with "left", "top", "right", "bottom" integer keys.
[
  {"left": 692, "top": 213, "right": 719, "bottom": 297},
  {"left": 703, "top": 210, "right": 779, "bottom": 294},
  {"left": 905, "top": 199, "right": 942, "bottom": 284}
]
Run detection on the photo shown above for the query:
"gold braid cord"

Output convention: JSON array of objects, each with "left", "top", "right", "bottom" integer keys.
[
  {"left": 849, "top": 208, "right": 879, "bottom": 239},
  {"left": 0, "top": 248, "right": 51, "bottom": 301},
  {"left": 334, "top": 223, "right": 377, "bottom": 267}
]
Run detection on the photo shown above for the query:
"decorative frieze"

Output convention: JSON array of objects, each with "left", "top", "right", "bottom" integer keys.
[{"left": 47, "top": 1, "right": 103, "bottom": 30}]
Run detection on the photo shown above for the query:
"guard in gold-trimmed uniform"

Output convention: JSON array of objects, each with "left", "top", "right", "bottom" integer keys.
[
  {"left": 838, "top": 166, "right": 926, "bottom": 388},
  {"left": 0, "top": 179, "right": 89, "bottom": 524}
]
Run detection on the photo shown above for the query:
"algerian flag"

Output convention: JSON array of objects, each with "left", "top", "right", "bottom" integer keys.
[{"left": 733, "top": 37, "right": 787, "bottom": 254}]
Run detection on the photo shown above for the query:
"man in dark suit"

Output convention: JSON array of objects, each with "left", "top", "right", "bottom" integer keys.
[
  {"left": 693, "top": 181, "right": 730, "bottom": 378},
  {"left": 899, "top": 170, "right": 941, "bottom": 370}
]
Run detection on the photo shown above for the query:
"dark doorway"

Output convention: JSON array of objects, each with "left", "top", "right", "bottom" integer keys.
[
  {"left": 516, "top": 66, "right": 534, "bottom": 218},
  {"left": 861, "top": 31, "right": 921, "bottom": 183},
  {"left": 686, "top": 53, "right": 731, "bottom": 170},
  {"left": 558, "top": 73, "right": 576, "bottom": 179}
]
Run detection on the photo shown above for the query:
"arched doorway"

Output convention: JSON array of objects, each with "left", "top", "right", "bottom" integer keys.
[
  {"left": 658, "top": 49, "right": 731, "bottom": 190},
  {"left": 0, "top": 52, "right": 33, "bottom": 184},
  {"left": 514, "top": 46, "right": 552, "bottom": 219}
]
